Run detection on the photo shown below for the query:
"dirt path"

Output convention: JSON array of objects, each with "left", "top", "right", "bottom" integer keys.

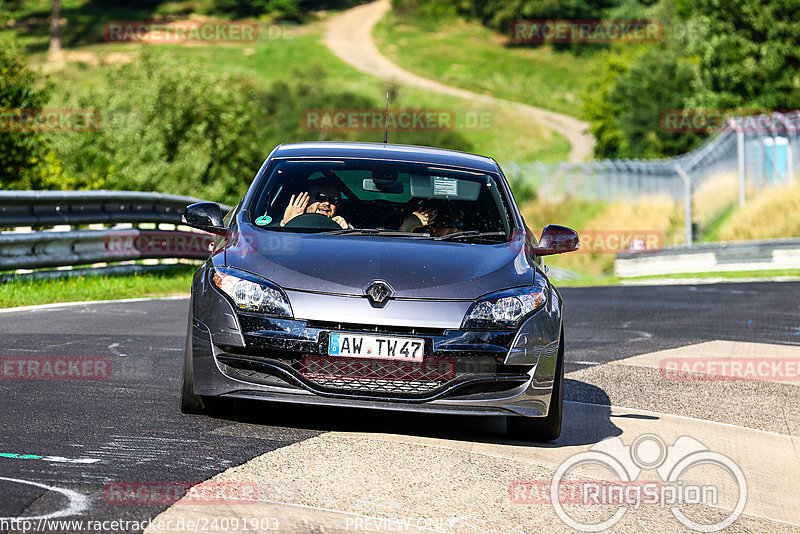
[{"left": 323, "top": 0, "right": 594, "bottom": 163}]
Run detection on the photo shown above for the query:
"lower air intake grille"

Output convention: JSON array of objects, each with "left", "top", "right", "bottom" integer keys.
[{"left": 299, "top": 355, "right": 452, "bottom": 395}]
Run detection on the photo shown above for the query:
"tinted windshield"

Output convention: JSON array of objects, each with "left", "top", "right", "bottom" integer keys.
[{"left": 248, "top": 158, "right": 513, "bottom": 242}]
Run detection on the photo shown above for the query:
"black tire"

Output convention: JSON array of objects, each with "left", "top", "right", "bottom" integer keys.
[
  {"left": 180, "top": 308, "right": 208, "bottom": 414},
  {"left": 507, "top": 328, "right": 565, "bottom": 442},
  {"left": 180, "top": 342, "right": 207, "bottom": 414},
  {"left": 180, "top": 373, "right": 207, "bottom": 414}
]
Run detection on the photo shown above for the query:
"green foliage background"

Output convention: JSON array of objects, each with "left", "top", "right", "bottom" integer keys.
[
  {"left": 0, "top": 42, "right": 50, "bottom": 185},
  {"left": 3, "top": 0, "right": 799, "bottom": 201},
  {"left": 0, "top": 45, "right": 474, "bottom": 205},
  {"left": 398, "top": 0, "right": 800, "bottom": 159}
]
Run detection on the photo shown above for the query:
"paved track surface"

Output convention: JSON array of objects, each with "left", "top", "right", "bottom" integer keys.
[
  {"left": 323, "top": 0, "right": 595, "bottom": 164},
  {"left": 1, "top": 283, "right": 799, "bottom": 532}
]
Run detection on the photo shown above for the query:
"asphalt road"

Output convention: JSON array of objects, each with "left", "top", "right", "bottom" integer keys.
[{"left": 1, "top": 282, "right": 798, "bottom": 532}]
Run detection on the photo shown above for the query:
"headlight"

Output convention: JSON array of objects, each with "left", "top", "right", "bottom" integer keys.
[
  {"left": 462, "top": 277, "right": 548, "bottom": 329},
  {"left": 211, "top": 267, "right": 292, "bottom": 317}
]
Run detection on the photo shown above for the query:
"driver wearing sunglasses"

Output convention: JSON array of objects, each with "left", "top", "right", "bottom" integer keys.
[{"left": 280, "top": 178, "right": 351, "bottom": 229}]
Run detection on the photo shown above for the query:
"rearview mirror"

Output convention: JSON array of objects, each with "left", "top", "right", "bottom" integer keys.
[
  {"left": 531, "top": 225, "right": 580, "bottom": 256},
  {"left": 362, "top": 178, "right": 404, "bottom": 194},
  {"left": 182, "top": 202, "right": 227, "bottom": 235}
]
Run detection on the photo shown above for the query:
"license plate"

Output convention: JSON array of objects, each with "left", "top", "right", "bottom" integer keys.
[{"left": 327, "top": 333, "right": 424, "bottom": 362}]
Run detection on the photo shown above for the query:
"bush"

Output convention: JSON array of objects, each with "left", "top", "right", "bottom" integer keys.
[
  {"left": 52, "top": 51, "right": 273, "bottom": 204},
  {"left": 210, "top": 0, "right": 370, "bottom": 21},
  {"left": 50, "top": 51, "right": 473, "bottom": 205},
  {"left": 211, "top": 0, "right": 300, "bottom": 19},
  {"left": 0, "top": 43, "right": 50, "bottom": 188},
  {"left": 604, "top": 47, "right": 703, "bottom": 158}
]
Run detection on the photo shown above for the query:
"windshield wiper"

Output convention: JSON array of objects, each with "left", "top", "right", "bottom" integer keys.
[
  {"left": 322, "top": 228, "right": 424, "bottom": 237},
  {"left": 432, "top": 231, "right": 506, "bottom": 241},
  {"left": 323, "top": 228, "right": 380, "bottom": 235}
]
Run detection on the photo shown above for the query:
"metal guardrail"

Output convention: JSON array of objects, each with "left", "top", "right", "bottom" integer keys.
[
  {"left": 0, "top": 191, "right": 231, "bottom": 276},
  {"left": 0, "top": 190, "right": 220, "bottom": 227},
  {"left": 615, "top": 238, "right": 800, "bottom": 278}
]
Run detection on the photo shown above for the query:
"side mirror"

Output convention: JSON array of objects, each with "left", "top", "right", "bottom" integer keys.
[
  {"left": 531, "top": 224, "right": 580, "bottom": 256},
  {"left": 182, "top": 202, "right": 227, "bottom": 235}
]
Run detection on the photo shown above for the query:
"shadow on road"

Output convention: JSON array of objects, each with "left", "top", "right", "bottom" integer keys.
[{"left": 196, "top": 379, "right": 621, "bottom": 448}]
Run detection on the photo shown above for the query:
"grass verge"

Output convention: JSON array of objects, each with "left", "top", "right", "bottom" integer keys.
[
  {"left": 553, "top": 268, "right": 800, "bottom": 288},
  {"left": 0, "top": 265, "right": 194, "bottom": 308},
  {"left": 14, "top": 5, "right": 570, "bottom": 163},
  {"left": 622, "top": 268, "right": 800, "bottom": 282},
  {"left": 373, "top": 12, "right": 596, "bottom": 118},
  {"left": 3, "top": 262, "right": 797, "bottom": 309}
]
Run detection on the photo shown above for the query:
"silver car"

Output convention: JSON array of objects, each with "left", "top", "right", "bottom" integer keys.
[{"left": 180, "top": 142, "right": 579, "bottom": 441}]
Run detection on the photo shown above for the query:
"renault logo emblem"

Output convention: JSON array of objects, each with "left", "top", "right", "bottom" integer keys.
[{"left": 365, "top": 281, "right": 393, "bottom": 307}]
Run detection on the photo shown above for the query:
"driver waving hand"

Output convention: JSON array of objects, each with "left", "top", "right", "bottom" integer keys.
[{"left": 281, "top": 178, "right": 350, "bottom": 229}]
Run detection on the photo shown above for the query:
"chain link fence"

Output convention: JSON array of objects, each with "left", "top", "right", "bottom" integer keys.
[{"left": 503, "top": 110, "right": 800, "bottom": 246}]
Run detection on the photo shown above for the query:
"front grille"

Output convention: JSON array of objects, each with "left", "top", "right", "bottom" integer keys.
[
  {"left": 219, "top": 352, "right": 530, "bottom": 400},
  {"left": 305, "top": 320, "right": 446, "bottom": 337},
  {"left": 300, "top": 355, "right": 450, "bottom": 394}
]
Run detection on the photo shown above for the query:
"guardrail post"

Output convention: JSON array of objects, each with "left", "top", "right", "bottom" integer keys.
[{"left": 674, "top": 163, "right": 693, "bottom": 247}]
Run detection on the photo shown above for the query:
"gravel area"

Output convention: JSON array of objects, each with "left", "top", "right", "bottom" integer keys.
[
  {"left": 147, "top": 434, "right": 798, "bottom": 533},
  {"left": 566, "top": 364, "right": 800, "bottom": 436}
]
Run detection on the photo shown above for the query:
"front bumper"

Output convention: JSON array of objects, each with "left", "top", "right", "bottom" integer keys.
[{"left": 186, "top": 267, "right": 563, "bottom": 417}]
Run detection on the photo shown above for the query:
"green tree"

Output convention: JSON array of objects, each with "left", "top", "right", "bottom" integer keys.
[
  {"left": 606, "top": 47, "right": 700, "bottom": 157},
  {"left": 581, "top": 49, "right": 632, "bottom": 158},
  {"left": 50, "top": 51, "right": 473, "bottom": 204},
  {"left": 0, "top": 43, "right": 50, "bottom": 188},
  {"left": 52, "top": 51, "right": 266, "bottom": 204},
  {"left": 684, "top": 0, "right": 800, "bottom": 111}
]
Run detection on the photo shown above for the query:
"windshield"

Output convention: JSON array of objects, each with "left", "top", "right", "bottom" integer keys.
[{"left": 248, "top": 158, "right": 513, "bottom": 243}]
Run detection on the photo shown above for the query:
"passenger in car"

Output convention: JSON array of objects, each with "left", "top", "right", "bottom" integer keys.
[
  {"left": 399, "top": 206, "right": 438, "bottom": 232},
  {"left": 400, "top": 204, "right": 465, "bottom": 236}
]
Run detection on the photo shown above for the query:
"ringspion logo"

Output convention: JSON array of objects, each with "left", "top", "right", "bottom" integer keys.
[{"left": 511, "top": 433, "right": 747, "bottom": 532}]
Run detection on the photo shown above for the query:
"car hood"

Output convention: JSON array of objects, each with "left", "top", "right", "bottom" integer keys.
[{"left": 222, "top": 226, "right": 535, "bottom": 300}]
